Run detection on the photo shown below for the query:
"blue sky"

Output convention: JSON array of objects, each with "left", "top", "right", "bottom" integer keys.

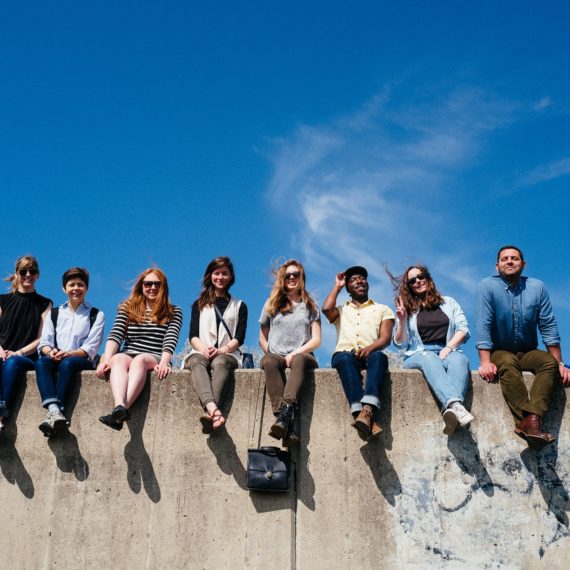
[{"left": 2, "top": 1, "right": 569, "bottom": 365}]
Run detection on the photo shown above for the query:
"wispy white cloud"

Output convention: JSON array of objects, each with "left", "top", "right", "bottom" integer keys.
[
  {"left": 518, "top": 157, "right": 570, "bottom": 187},
  {"left": 265, "top": 84, "right": 517, "bottom": 355},
  {"left": 534, "top": 96, "right": 552, "bottom": 111},
  {"left": 267, "top": 86, "right": 513, "bottom": 280}
]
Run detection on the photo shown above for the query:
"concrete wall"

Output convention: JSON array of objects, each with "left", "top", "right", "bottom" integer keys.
[{"left": 1, "top": 369, "right": 569, "bottom": 569}]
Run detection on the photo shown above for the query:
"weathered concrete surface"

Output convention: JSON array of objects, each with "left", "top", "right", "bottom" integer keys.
[
  {"left": 297, "top": 370, "right": 570, "bottom": 570},
  {"left": 0, "top": 369, "right": 569, "bottom": 569}
]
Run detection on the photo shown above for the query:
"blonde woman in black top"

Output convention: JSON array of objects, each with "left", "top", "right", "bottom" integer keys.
[{"left": 0, "top": 256, "right": 52, "bottom": 436}]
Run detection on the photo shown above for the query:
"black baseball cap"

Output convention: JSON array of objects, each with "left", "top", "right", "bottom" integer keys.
[{"left": 345, "top": 266, "right": 368, "bottom": 281}]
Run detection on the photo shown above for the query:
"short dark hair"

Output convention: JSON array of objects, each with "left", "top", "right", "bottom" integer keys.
[
  {"left": 62, "top": 267, "right": 89, "bottom": 287},
  {"left": 497, "top": 245, "right": 524, "bottom": 262}
]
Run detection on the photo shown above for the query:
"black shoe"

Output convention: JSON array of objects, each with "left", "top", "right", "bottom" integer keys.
[
  {"left": 111, "top": 405, "right": 130, "bottom": 422},
  {"left": 269, "top": 404, "right": 295, "bottom": 441},
  {"left": 282, "top": 422, "right": 300, "bottom": 447},
  {"left": 99, "top": 412, "right": 124, "bottom": 431}
]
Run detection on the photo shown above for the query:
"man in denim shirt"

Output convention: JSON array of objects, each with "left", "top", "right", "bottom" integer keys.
[{"left": 476, "top": 245, "right": 570, "bottom": 448}]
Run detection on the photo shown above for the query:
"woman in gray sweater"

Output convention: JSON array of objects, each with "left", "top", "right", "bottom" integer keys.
[{"left": 259, "top": 259, "right": 321, "bottom": 446}]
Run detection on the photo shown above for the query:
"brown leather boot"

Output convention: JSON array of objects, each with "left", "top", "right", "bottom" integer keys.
[
  {"left": 368, "top": 421, "right": 383, "bottom": 441},
  {"left": 514, "top": 413, "right": 556, "bottom": 449},
  {"left": 352, "top": 406, "right": 373, "bottom": 438}
]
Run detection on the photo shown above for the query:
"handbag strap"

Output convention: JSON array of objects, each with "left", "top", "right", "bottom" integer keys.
[{"left": 214, "top": 303, "right": 242, "bottom": 356}]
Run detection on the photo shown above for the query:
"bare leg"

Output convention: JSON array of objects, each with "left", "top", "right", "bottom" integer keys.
[
  {"left": 125, "top": 353, "right": 157, "bottom": 408},
  {"left": 109, "top": 353, "right": 133, "bottom": 408}
]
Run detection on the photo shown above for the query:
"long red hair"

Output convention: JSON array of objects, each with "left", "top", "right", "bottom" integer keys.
[{"left": 120, "top": 268, "right": 175, "bottom": 324}]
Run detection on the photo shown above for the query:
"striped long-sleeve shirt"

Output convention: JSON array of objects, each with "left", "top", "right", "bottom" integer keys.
[{"left": 107, "top": 307, "right": 183, "bottom": 360}]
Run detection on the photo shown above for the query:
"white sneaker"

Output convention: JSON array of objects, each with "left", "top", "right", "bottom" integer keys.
[
  {"left": 443, "top": 408, "right": 459, "bottom": 435},
  {"left": 39, "top": 408, "right": 67, "bottom": 437},
  {"left": 451, "top": 402, "right": 474, "bottom": 428}
]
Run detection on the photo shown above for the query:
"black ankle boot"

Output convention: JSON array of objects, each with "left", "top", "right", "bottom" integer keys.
[
  {"left": 283, "top": 420, "right": 300, "bottom": 447},
  {"left": 268, "top": 403, "right": 295, "bottom": 440}
]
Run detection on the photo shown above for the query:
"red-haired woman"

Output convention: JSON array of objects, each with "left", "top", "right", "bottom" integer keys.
[
  {"left": 390, "top": 265, "right": 473, "bottom": 435},
  {"left": 259, "top": 259, "right": 321, "bottom": 446},
  {"left": 183, "top": 256, "right": 248, "bottom": 433},
  {"left": 96, "top": 268, "right": 183, "bottom": 430},
  {"left": 0, "top": 256, "right": 52, "bottom": 436}
]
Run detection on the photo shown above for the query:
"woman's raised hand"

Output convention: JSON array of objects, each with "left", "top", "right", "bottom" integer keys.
[{"left": 395, "top": 296, "right": 407, "bottom": 321}]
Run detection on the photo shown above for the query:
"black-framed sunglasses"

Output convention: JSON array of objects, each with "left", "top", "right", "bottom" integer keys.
[
  {"left": 407, "top": 273, "right": 428, "bottom": 286},
  {"left": 18, "top": 268, "right": 39, "bottom": 276},
  {"left": 285, "top": 271, "right": 301, "bottom": 280},
  {"left": 142, "top": 281, "right": 162, "bottom": 289}
]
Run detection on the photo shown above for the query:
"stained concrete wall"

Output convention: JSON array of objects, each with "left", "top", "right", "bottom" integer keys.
[{"left": 1, "top": 369, "right": 569, "bottom": 569}]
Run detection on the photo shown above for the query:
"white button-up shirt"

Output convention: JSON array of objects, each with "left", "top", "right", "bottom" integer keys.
[{"left": 38, "top": 301, "right": 105, "bottom": 361}]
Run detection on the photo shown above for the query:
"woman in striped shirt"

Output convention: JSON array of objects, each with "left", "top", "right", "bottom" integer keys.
[{"left": 96, "top": 268, "right": 183, "bottom": 430}]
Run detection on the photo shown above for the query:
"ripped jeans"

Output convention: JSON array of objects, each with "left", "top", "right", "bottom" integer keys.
[{"left": 403, "top": 343, "right": 469, "bottom": 411}]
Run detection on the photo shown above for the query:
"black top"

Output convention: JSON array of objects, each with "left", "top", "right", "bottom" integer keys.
[
  {"left": 189, "top": 297, "right": 248, "bottom": 346},
  {"left": 0, "top": 291, "right": 52, "bottom": 352},
  {"left": 417, "top": 307, "right": 449, "bottom": 345}
]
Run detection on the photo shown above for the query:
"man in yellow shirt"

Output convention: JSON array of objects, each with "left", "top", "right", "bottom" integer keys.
[{"left": 322, "top": 266, "right": 395, "bottom": 440}]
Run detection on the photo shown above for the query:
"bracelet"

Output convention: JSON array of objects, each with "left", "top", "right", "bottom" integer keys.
[{"left": 445, "top": 345, "right": 456, "bottom": 351}]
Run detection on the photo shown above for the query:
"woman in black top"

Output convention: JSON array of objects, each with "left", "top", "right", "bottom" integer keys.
[
  {"left": 0, "top": 256, "right": 52, "bottom": 435},
  {"left": 183, "top": 256, "right": 247, "bottom": 434}
]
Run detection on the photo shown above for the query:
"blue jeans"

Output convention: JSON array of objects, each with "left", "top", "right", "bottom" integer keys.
[
  {"left": 0, "top": 355, "right": 36, "bottom": 416},
  {"left": 331, "top": 350, "right": 388, "bottom": 413},
  {"left": 35, "top": 356, "right": 93, "bottom": 410},
  {"left": 403, "top": 344, "right": 469, "bottom": 411}
]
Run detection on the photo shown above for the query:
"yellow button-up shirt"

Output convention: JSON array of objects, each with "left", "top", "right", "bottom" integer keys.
[{"left": 333, "top": 299, "right": 395, "bottom": 353}]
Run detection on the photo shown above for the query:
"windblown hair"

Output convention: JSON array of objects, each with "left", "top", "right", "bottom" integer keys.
[
  {"left": 5, "top": 255, "right": 39, "bottom": 293},
  {"left": 385, "top": 264, "right": 443, "bottom": 313},
  {"left": 197, "top": 256, "right": 235, "bottom": 310},
  {"left": 120, "top": 268, "right": 175, "bottom": 325},
  {"left": 265, "top": 259, "right": 318, "bottom": 317}
]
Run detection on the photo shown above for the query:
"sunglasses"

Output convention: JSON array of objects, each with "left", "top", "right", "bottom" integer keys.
[
  {"left": 142, "top": 281, "right": 162, "bottom": 289},
  {"left": 285, "top": 271, "right": 301, "bottom": 280},
  {"left": 407, "top": 273, "right": 428, "bottom": 286},
  {"left": 18, "top": 268, "right": 39, "bottom": 276}
]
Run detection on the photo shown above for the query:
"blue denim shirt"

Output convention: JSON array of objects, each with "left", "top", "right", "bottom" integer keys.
[
  {"left": 475, "top": 275, "right": 560, "bottom": 352},
  {"left": 393, "top": 296, "right": 470, "bottom": 358}
]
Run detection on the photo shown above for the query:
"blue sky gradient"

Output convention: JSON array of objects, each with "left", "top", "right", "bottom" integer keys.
[{"left": 2, "top": 1, "right": 569, "bottom": 365}]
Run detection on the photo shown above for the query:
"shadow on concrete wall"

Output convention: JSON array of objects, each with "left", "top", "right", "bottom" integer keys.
[
  {"left": 0, "top": 384, "right": 34, "bottom": 498},
  {"left": 522, "top": 383, "right": 570, "bottom": 537},
  {"left": 296, "top": 371, "right": 316, "bottom": 511},
  {"left": 206, "top": 376, "right": 248, "bottom": 491},
  {"left": 361, "top": 373, "right": 402, "bottom": 506},
  {"left": 47, "top": 375, "right": 89, "bottom": 481},
  {"left": 124, "top": 381, "right": 161, "bottom": 503}
]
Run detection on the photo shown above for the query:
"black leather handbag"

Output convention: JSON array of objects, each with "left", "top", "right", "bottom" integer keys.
[{"left": 246, "top": 446, "right": 292, "bottom": 492}]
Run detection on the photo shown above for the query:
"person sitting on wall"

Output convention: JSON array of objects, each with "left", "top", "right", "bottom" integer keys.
[
  {"left": 96, "top": 268, "right": 183, "bottom": 430},
  {"left": 183, "top": 256, "right": 248, "bottom": 434},
  {"left": 476, "top": 245, "right": 570, "bottom": 448},
  {"left": 259, "top": 258, "right": 321, "bottom": 447},
  {"left": 388, "top": 264, "right": 474, "bottom": 435},
  {"left": 0, "top": 255, "right": 52, "bottom": 437},
  {"left": 322, "top": 266, "right": 394, "bottom": 440},
  {"left": 35, "top": 267, "right": 105, "bottom": 437}
]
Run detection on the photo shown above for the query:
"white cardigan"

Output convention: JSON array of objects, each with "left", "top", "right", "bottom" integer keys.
[{"left": 183, "top": 297, "right": 243, "bottom": 368}]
